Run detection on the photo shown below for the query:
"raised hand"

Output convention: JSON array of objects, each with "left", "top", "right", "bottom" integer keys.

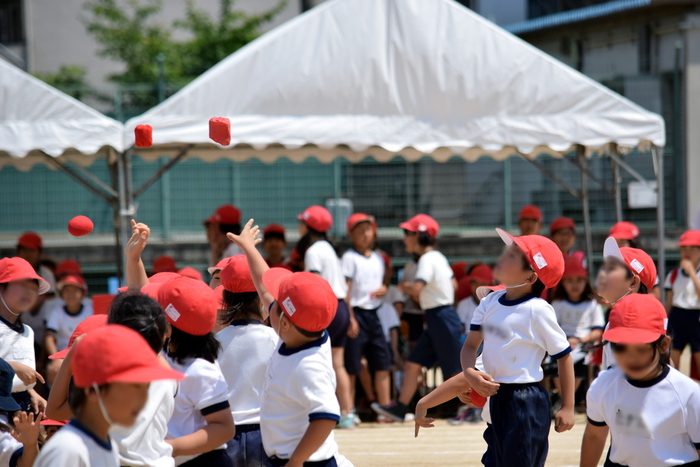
[{"left": 226, "top": 219, "right": 262, "bottom": 252}]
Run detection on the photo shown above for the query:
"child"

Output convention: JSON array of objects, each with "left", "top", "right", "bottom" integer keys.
[
  {"left": 609, "top": 221, "right": 640, "bottom": 248},
  {"left": 208, "top": 257, "right": 231, "bottom": 290},
  {"left": 665, "top": 230, "right": 700, "bottom": 378},
  {"left": 216, "top": 255, "right": 278, "bottom": 466},
  {"left": 342, "top": 213, "right": 390, "bottom": 428},
  {"left": 204, "top": 204, "right": 243, "bottom": 266},
  {"left": 0, "top": 358, "right": 40, "bottom": 467},
  {"left": 179, "top": 267, "right": 203, "bottom": 282},
  {"left": 40, "top": 418, "right": 65, "bottom": 442},
  {"left": 0, "top": 257, "right": 49, "bottom": 414},
  {"left": 372, "top": 214, "right": 462, "bottom": 423},
  {"left": 548, "top": 258, "right": 605, "bottom": 396},
  {"left": 398, "top": 255, "right": 424, "bottom": 349},
  {"left": 226, "top": 219, "right": 353, "bottom": 466},
  {"left": 518, "top": 205, "right": 543, "bottom": 236},
  {"left": 262, "top": 224, "right": 288, "bottom": 268},
  {"left": 34, "top": 325, "right": 184, "bottom": 467},
  {"left": 157, "top": 277, "right": 235, "bottom": 466},
  {"left": 549, "top": 217, "right": 585, "bottom": 265},
  {"left": 45, "top": 275, "right": 93, "bottom": 383},
  {"left": 455, "top": 264, "right": 494, "bottom": 342},
  {"left": 581, "top": 294, "right": 700, "bottom": 467},
  {"left": 295, "top": 205, "right": 353, "bottom": 428},
  {"left": 597, "top": 237, "right": 657, "bottom": 370},
  {"left": 462, "top": 228, "right": 575, "bottom": 467},
  {"left": 153, "top": 256, "right": 178, "bottom": 274}
]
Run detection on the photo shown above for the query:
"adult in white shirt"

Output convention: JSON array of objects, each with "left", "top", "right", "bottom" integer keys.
[{"left": 204, "top": 204, "right": 244, "bottom": 267}]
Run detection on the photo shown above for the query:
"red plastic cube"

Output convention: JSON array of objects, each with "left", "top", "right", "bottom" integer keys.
[
  {"left": 134, "top": 125, "right": 153, "bottom": 147},
  {"left": 209, "top": 117, "right": 231, "bottom": 146}
]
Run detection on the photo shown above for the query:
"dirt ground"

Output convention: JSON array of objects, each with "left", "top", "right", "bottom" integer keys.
[{"left": 335, "top": 414, "right": 605, "bottom": 466}]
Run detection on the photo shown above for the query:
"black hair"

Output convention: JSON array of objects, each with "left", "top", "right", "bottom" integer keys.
[
  {"left": 549, "top": 277, "right": 595, "bottom": 303},
  {"left": 610, "top": 334, "right": 670, "bottom": 366},
  {"left": 623, "top": 268, "right": 649, "bottom": 294},
  {"left": 218, "top": 223, "right": 241, "bottom": 236},
  {"left": 108, "top": 293, "right": 167, "bottom": 353},
  {"left": 272, "top": 301, "right": 324, "bottom": 339},
  {"left": 167, "top": 326, "right": 221, "bottom": 365},
  {"left": 295, "top": 227, "right": 337, "bottom": 260},
  {"left": 465, "top": 261, "right": 483, "bottom": 275},
  {"left": 68, "top": 379, "right": 109, "bottom": 416},
  {"left": 417, "top": 231, "right": 436, "bottom": 248},
  {"left": 220, "top": 290, "right": 262, "bottom": 325},
  {"left": 520, "top": 251, "right": 546, "bottom": 297},
  {"left": 264, "top": 232, "right": 286, "bottom": 243}
]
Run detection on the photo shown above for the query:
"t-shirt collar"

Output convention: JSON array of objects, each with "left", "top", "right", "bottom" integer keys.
[
  {"left": 498, "top": 293, "right": 538, "bottom": 306},
  {"left": 278, "top": 330, "right": 329, "bottom": 356},
  {"left": 626, "top": 364, "right": 670, "bottom": 388}
]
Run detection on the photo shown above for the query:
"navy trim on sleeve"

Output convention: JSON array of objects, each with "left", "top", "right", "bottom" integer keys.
[
  {"left": 590, "top": 326, "right": 605, "bottom": 331},
  {"left": 587, "top": 417, "right": 607, "bottom": 427},
  {"left": 414, "top": 279, "right": 427, "bottom": 284},
  {"left": 308, "top": 270, "right": 321, "bottom": 274},
  {"left": 469, "top": 324, "right": 481, "bottom": 331},
  {"left": 694, "top": 442, "right": 700, "bottom": 449},
  {"left": 309, "top": 412, "right": 340, "bottom": 423},
  {"left": 550, "top": 346, "right": 572, "bottom": 360},
  {"left": 200, "top": 400, "right": 231, "bottom": 416},
  {"left": 45, "top": 328, "right": 58, "bottom": 334},
  {"left": 9, "top": 447, "right": 22, "bottom": 467}
]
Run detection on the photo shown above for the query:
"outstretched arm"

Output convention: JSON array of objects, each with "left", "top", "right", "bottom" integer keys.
[
  {"left": 414, "top": 373, "right": 471, "bottom": 437},
  {"left": 227, "top": 219, "right": 273, "bottom": 309},
  {"left": 125, "top": 220, "right": 150, "bottom": 290}
]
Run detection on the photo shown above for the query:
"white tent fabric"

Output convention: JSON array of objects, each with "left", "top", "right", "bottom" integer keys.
[
  {"left": 0, "top": 59, "right": 124, "bottom": 171},
  {"left": 126, "top": 0, "right": 665, "bottom": 163}
]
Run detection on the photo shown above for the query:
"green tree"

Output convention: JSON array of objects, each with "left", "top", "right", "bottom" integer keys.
[{"left": 35, "top": 65, "right": 96, "bottom": 101}]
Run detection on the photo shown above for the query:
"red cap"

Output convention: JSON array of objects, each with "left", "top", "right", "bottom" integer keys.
[
  {"left": 204, "top": 204, "right": 241, "bottom": 226},
  {"left": 678, "top": 230, "right": 700, "bottom": 247},
  {"left": 346, "top": 213, "right": 373, "bottom": 234},
  {"left": 298, "top": 206, "right": 333, "bottom": 233},
  {"left": 67, "top": 216, "right": 94, "bottom": 237},
  {"left": 209, "top": 117, "right": 232, "bottom": 146},
  {"left": 609, "top": 221, "right": 640, "bottom": 241},
  {"left": 475, "top": 284, "right": 507, "bottom": 301},
  {"left": 137, "top": 272, "right": 181, "bottom": 300},
  {"left": 263, "top": 269, "right": 337, "bottom": 332},
  {"left": 157, "top": 277, "right": 218, "bottom": 335},
  {"left": 178, "top": 267, "right": 202, "bottom": 282},
  {"left": 562, "top": 257, "right": 587, "bottom": 279},
  {"left": 496, "top": 228, "right": 565, "bottom": 289},
  {"left": 207, "top": 257, "right": 232, "bottom": 275},
  {"left": 152, "top": 256, "right": 178, "bottom": 274},
  {"left": 518, "top": 205, "right": 543, "bottom": 222},
  {"left": 50, "top": 314, "right": 108, "bottom": 359},
  {"left": 17, "top": 232, "right": 42, "bottom": 250},
  {"left": 0, "top": 257, "right": 50, "bottom": 294},
  {"left": 57, "top": 275, "right": 88, "bottom": 294},
  {"left": 399, "top": 214, "right": 439, "bottom": 238},
  {"left": 134, "top": 125, "right": 153, "bottom": 148},
  {"left": 40, "top": 419, "right": 67, "bottom": 427},
  {"left": 263, "top": 224, "right": 286, "bottom": 238},
  {"left": 92, "top": 294, "right": 115, "bottom": 315},
  {"left": 71, "top": 324, "right": 184, "bottom": 387},
  {"left": 455, "top": 277, "right": 472, "bottom": 302},
  {"left": 549, "top": 217, "right": 576, "bottom": 235},
  {"left": 603, "top": 237, "right": 657, "bottom": 290},
  {"left": 467, "top": 264, "right": 494, "bottom": 285},
  {"left": 220, "top": 255, "right": 256, "bottom": 293},
  {"left": 56, "top": 260, "right": 82, "bottom": 278},
  {"left": 451, "top": 262, "right": 468, "bottom": 282},
  {"left": 603, "top": 294, "right": 667, "bottom": 344}
]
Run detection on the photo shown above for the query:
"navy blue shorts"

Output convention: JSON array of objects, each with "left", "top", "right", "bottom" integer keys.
[
  {"left": 266, "top": 456, "right": 337, "bottom": 466},
  {"left": 226, "top": 424, "right": 265, "bottom": 467},
  {"left": 327, "top": 300, "right": 350, "bottom": 348},
  {"left": 401, "top": 312, "right": 424, "bottom": 342},
  {"left": 345, "top": 307, "right": 392, "bottom": 375},
  {"left": 407, "top": 305, "right": 462, "bottom": 378},
  {"left": 181, "top": 449, "right": 233, "bottom": 467},
  {"left": 668, "top": 307, "right": 700, "bottom": 352},
  {"left": 482, "top": 382, "right": 550, "bottom": 467}
]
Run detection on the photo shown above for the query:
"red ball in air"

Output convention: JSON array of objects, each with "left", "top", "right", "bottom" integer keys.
[
  {"left": 135, "top": 125, "right": 153, "bottom": 147},
  {"left": 209, "top": 117, "right": 231, "bottom": 146},
  {"left": 68, "top": 216, "right": 94, "bottom": 237}
]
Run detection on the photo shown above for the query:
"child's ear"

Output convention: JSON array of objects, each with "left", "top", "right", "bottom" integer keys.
[
  {"left": 661, "top": 335, "right": 671, "bottom": 354},
  {"left": 526, "top": 271, "right": 539, "bottom": 285},
  {"left": 630, "top": 275, "right": 642, "bottom": 292}
]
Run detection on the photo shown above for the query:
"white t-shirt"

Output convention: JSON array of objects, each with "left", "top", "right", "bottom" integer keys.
[
  {"left": 46, "top": 303, "right": 94, "bottom": 351},
  {"left": 34, "top": 420, "right": 119, "bottom": 467},
  {"left": 550, "top": 299, "right": 605, "bottom": 339},
  {"left": 304, "top": 241, "right": 348, "bottom": 299},
  {"left": 341, "top": 249, "right": 385, "bottom": 310},
  {"left": 400, "top": 260, "right": 423, "bottom": 315},
  {"left": 456, "top": 296, "right": 479, "bottom": 331},
  {"left": 415, "top": 250, "right": 454, "bottom": 310},
  {"left": 216, "top": 322, "right": 278, "bottom": 425},
  {"left": 377, "top": 303, "right": 401, "bottom": 343},
  {"left": 111, "top": 379, "right": 177, "bottom": 467},
  {"left": 470, "top": 291, "right": 571, "bottom": 384},
  {"left": 587, "top": 365, "right": 700, "bottom": 466},
  {"left": 0, "top": 317, "right": 36, "bottom": 392},
  {"left": 164, "top": 356, "right": 230, "bottom": 466},
  {"left": 665, "top": 267, "right": 700, "bottom": 309},
  {"left": 0, "top": 425, "right": 23, "bottom": 467},
  {"left": 39, "top": 265, "right": 56, "bottom": 295},
  {"left": 260, "top": 332, "right": 341, "bottom": 462}
]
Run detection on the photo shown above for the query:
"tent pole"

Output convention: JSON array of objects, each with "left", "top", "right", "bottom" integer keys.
[
  {"left": 653, "top": 145, "right": 666, "bottom": 305},
  {"left": 611, "top": 146, "right": 623, "bottom": 222},
  {"left": 109, "top": 154, "right": 124, "bottom": 281},
  {"left": 117, "top": 149, "right": 135, "bottom": 285},
  {"left": 40, "top": 152, "right": 113, "bottom": 203},
  {"left": 577, "top": 147, "right": 594, "bottom": 273},
  {"left": 133, "top": 145, "right": 193, "bottom": 199},
  {"left": 525, "top": 157, "right": 581, "bottom": 199}
]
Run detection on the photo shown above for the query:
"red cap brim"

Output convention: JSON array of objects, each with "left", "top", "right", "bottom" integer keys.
[
  {"left": 602, "top": 327, "right": 662, "bottom": 345},
  {"left": 475, "top": 284, "right": 506, "bottom": 301},
  {"left": 40, "top": 419, "right": 67, "bottom": 426},
  {"left": 107, "top": 365, "right": 185, "bottom": 384},
  {"left": 49, "top": 348, "right": 69, "bottom": 360},
  {"left": 262, "top": 268, "right": 293, "bottom": 299}
]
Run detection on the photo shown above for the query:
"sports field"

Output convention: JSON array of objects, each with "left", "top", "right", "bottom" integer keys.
[{"left": 335, "top": 414, "right": 605, "bottom": 466}]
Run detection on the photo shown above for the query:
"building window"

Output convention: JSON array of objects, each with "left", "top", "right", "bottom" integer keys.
[
  {"left": 0, "top": 0, "right": 23, "bottom": 44},
  {"left": 528, "top": 0, "right": 609, "bottom": 20}
]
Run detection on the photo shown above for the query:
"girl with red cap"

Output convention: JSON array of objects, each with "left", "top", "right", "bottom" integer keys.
[
  {"left": 549, "top": 217, "right": 585, "bottom": 266},
  {"left": 294, "top": 206, "right": 354, "bottom": 429},
  {"left": 665, "top": 230, "right": 700, "bottom": 379},
  {"left": 608, "top": 221, "right": 640, "bottom": 249},
  {"left": 372, "top": 214, "right": 463, "bottom": 424},
  {"left": 582, "top": 295, "right": 700, "bottom": 467},
  {"left": 0, "top": 257, "right": 49, "bottom": 415}
]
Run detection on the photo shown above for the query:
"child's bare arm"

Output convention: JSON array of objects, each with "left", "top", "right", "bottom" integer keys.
[
  {"left": 286, "top": 419, "right": 337, "bottom": 467},
  {"left": 461, "top": 331, "right": 499, "bottom": 397},
  {"left": 45, "top": 339, "right": 82, "bottom": 421},
  {"left": 554, "top": 353, "right": 575, "bottom": 433},
  {"left": 167, "top": 409, "right": 235, "bottom": 458},
  {"left": 580, "top": 422, "right": 609, "bottom": 467},
  {"left": 227, "top": 219, "right": 273, "bottom": 308},
  {"left": 414, "top": 373, "right": 471, "bottom": 437},
  {"left": 43, "top": 331, "right": 57, "bottom": 358},
  {"left": 399, "top": 281, "right": 423, "bottom": 302},
  {"left": 665, "top": 290, "right": 673, "bottom": 313},
  {"left": 13, "top": 411, "right": 40, "bottom": 467},
  {"left": 125, "top": 220, "right": 150, "bottom": 290}
]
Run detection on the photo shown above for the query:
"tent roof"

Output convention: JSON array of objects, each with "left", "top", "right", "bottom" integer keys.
[
  {"left": 126, "top": 0, "right": 665, "bottom": 163},
  {"left": 0, "top": 59, "right": 124, "bottom": 171}
]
